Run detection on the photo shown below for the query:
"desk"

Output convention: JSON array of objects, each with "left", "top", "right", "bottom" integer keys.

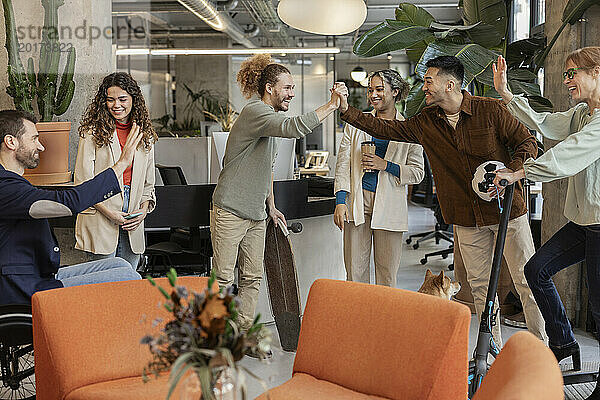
[{"left": 47, "top": 179, "right": 335, "bottom": 229}]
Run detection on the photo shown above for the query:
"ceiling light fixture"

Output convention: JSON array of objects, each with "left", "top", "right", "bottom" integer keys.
[
  {"left": 115, "top": 47, "right": 341, "bottom": 56},
  {"left": 277, "top": 0, "right": 367, "bottom": 35},
  {"left": 351, "top": 66, "right": 367, "bottom": 82}
]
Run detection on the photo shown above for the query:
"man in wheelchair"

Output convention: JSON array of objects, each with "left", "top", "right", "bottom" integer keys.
[
  {"left": 0, "top": 110, "right": 143, "bottom": 398},
  {"left": 0, "top": 110, "right": 142, "bottom": 307}
]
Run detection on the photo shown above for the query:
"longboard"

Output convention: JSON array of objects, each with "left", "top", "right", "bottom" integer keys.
[{"left": 263, "top": 219, "right": 301, "bottom": 352}]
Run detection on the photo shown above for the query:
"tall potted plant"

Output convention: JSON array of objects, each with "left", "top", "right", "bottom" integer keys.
[
  {"left": 2, "top": 0, "right": 76, "bottom": 185},
  {"left": 353, "top": 0, "right": 598, "bottom": 118}
]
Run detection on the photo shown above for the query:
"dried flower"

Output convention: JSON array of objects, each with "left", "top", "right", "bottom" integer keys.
[{"left": 141, "top": 269, "right": 270, "bottom": 400}]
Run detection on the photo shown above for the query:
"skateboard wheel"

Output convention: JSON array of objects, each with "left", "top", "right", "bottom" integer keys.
[
  {"left": 448, "top": 264, "right": 454, "bottom": 271},
  {"left": 442, "top": 254, "right": 448, "bottom": 259},
  {"left": 413, "top": 243, "right": 419, "bottom": 250},
  {"left": 406, "top": 238, "right": 412, "bottom": 244},
  {"left": 420, "top": 258, "right": 427, "bottom": 264}
]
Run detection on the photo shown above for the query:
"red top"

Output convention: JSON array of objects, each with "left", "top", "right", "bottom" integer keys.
[{"left": 115, "top": 120, "right": 133, "bottom": 186}]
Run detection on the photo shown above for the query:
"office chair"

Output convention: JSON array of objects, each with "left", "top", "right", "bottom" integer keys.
[
  {"left": 406, "top": 155, "right": 454, "bottom": 269},
  {"left": 142, "top": 165, "right": 211, "bottom": 276}
]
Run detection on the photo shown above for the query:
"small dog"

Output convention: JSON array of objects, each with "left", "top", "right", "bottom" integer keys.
[{"left": 417, "top": 269, "right": 461, "bottom": 300}]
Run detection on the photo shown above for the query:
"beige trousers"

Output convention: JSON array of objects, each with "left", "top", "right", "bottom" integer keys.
[
  {"left": 343, "top": 189, "right": 404, "bottom": 287},
  {"left": 455, "top": 214, "right": 547, "bottom": 347},
  {"left": 210, "top": 206, "right": 266, "bottom": 331}
]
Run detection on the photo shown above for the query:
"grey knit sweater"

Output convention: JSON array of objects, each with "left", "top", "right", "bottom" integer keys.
[{"left": 212, "top": 97, "right": 320, "bottom": 221}]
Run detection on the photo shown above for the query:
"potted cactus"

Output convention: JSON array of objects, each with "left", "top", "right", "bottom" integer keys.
[{"left": 2, "top": 0, "right": 76, "bottom": 184}]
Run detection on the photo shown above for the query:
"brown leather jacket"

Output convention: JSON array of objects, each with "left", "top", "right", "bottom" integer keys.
[{"left": 341, "top": 91, "right": 537, "bottom": 227}]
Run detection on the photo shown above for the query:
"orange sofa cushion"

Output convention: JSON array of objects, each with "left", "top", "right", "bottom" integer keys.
[
  {"left": 33, "top": 276, "right": 210, "bottom": 400},
  {"left": 472, "top": 331, "right": 564, "bottom": 400},
  {"left": 65, "top": 374, "right": 175, "bottom": 400},
  {"left": 265, "top": 279, "right": 472, "bottom": 400},
  {"left": 257, "top": 373, "right": 389, "bottom": 400}
]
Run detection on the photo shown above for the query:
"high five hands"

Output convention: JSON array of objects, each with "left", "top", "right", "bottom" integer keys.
[{"left": 330, "top": 82, "right": 349, "bottom": 113}]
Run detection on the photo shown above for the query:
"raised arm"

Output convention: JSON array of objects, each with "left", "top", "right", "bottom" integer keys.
[
  {"left": 493, "top": 55, "right": 574, "bottom": 141},
  {"left": 259, "top": 86, "right": 342, "bottom": 139},
  {"left": 0, "top": 122, "right": 143, "bottom": 220},
  {"left": 340, "top": 105, "right": 422, "bottom": 144},
  {"left": 0, "top": 169, "right": 121, "bottom": 220}
]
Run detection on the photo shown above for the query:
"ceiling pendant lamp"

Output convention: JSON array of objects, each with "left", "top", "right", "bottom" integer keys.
[
  {"left": 351, "top": 66, "right": 367, "bottom": 82},
  {"left": 277, "top": 0, "right": 367, "bottom": 36}
]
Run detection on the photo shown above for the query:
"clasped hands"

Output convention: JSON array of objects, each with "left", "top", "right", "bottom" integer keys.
[{"left": 329, "top": 82, "right": 350, "bottom": 112}]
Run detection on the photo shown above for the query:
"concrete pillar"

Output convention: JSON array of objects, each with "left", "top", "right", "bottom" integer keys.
[
  {"left": 0, "top": 0, "right": 113, "bottom": 170},
  {"left": 542, "top": 1, "right": 600, "bottom": 326},
  {"left": 1, "top": 0, "right": 113, "bottom": 265}
]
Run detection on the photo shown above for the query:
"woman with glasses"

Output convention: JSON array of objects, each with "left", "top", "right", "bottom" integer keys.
[
  {"left": 333, "top": 69, "right": 424, "bottom": 287},
  {"left": 74, "top": 72, "right": 157, "bottom": 270},
  {"left": 493, "top": 47, "right": 600, "bottom": 399}
]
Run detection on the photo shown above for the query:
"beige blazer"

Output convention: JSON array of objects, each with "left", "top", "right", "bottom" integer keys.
[
  {"left": 74, "top": 130, "right": 156, "bottom": 254},
  {"left": 334, "top": 110, "right": 425, "bottom": 231}
]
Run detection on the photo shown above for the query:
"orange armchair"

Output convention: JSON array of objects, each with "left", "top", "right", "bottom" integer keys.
[
  {"left": 473, "top": 331, "right": 564, "bottom": 400},
  {"left": 259, "top": 279, "right": 472, "bottom": 400},
  {"left": 32, "top": 276, "right": 211, "bottom": 400}
]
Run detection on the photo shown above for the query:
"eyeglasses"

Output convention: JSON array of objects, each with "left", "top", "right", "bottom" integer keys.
[{"left": 563, "top": 67, "right": 582, "bottom": 80}]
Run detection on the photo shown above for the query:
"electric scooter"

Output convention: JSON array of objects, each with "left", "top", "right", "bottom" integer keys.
[{"left": 467, "top": 177, "right": 599, "bottom": 398}]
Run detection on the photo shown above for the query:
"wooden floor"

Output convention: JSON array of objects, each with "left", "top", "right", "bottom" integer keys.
[{"left": 565, "top": 383, "right": 594, "bottom": 399}]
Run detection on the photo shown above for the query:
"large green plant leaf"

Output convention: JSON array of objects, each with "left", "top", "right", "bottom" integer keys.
[
  {"left": 461, "top": 0, "right": 507, "bottom": 44},
  {"left": 506, "top": 35, "right": 545, "bottom": 68},
  {"left": 465, "top": 23, "right": 504, "bottom": 48},
  {"left": 415, "top": 41, "right": 498, "bottom": 86},
  {"left": 406, "top": 41, "right": 430, "bottom": 64},
  {"left": 404, "top": 81, "right": 426, "bottom": 118},
  {"left": 395, "top": 3, "right": 435, "bottom": 26},
  {"left": 395, "top": 3, "right": 437, "bottom": 63},
  {"left": 353, "top": 20, "right": 434, "bottom": 57}
]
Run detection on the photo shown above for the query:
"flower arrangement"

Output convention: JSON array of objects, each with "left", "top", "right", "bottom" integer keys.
[{"left": 141, "top": 269, "right": 271, "bottom": 399}]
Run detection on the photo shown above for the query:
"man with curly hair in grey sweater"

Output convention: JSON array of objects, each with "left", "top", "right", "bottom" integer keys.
[{"left": 211, "top": 54, "right": 346, "bottom": 341}]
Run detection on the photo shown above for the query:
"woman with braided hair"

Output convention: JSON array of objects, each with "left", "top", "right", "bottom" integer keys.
[
  {"left": 210, "top": 54, "right": 344, "bottom": 348},
  {"left": 334, "top": 69, "right": 424, "bottom": 287},
  {"left": 74, "top": 72, "right": 157, "bottom": 270}
]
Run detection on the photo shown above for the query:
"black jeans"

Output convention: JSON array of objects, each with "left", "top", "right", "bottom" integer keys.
[{"left": 524, "top": 222, "right": 600, "bottom": 348}]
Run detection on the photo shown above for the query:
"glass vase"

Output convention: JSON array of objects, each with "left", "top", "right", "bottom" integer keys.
[{"left": 180, "top": 367, "right": 238, "bottom": 400}]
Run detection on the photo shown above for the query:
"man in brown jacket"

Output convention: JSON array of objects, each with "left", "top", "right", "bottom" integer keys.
[{"left": 335, "top": 56, "right": 546, "bottom": 347}]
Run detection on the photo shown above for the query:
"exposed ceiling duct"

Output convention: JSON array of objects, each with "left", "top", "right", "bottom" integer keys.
[
  {"left": 217, "top": 0, "right": 239, "bottom": 11},
  {"left": 177, "top": 0, "right": 257, "bottom": 48},
  {"left": 240, "top": 0, "right": 291, "bottom": 47}
]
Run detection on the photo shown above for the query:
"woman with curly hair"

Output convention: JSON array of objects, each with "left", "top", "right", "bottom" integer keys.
[
  {"left": 334, "top": 70, "right": 424, "bottom": 287},
  {"left": 210, "top": 54, "right": 345, "bottom": 343},
  {"left": 74, "top": 72, "right": 157, "bottom": 269}
]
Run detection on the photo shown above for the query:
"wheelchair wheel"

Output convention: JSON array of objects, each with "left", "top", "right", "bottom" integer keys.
[{"left": 0, "top": 305, "right": 35, "bottom": 399}]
